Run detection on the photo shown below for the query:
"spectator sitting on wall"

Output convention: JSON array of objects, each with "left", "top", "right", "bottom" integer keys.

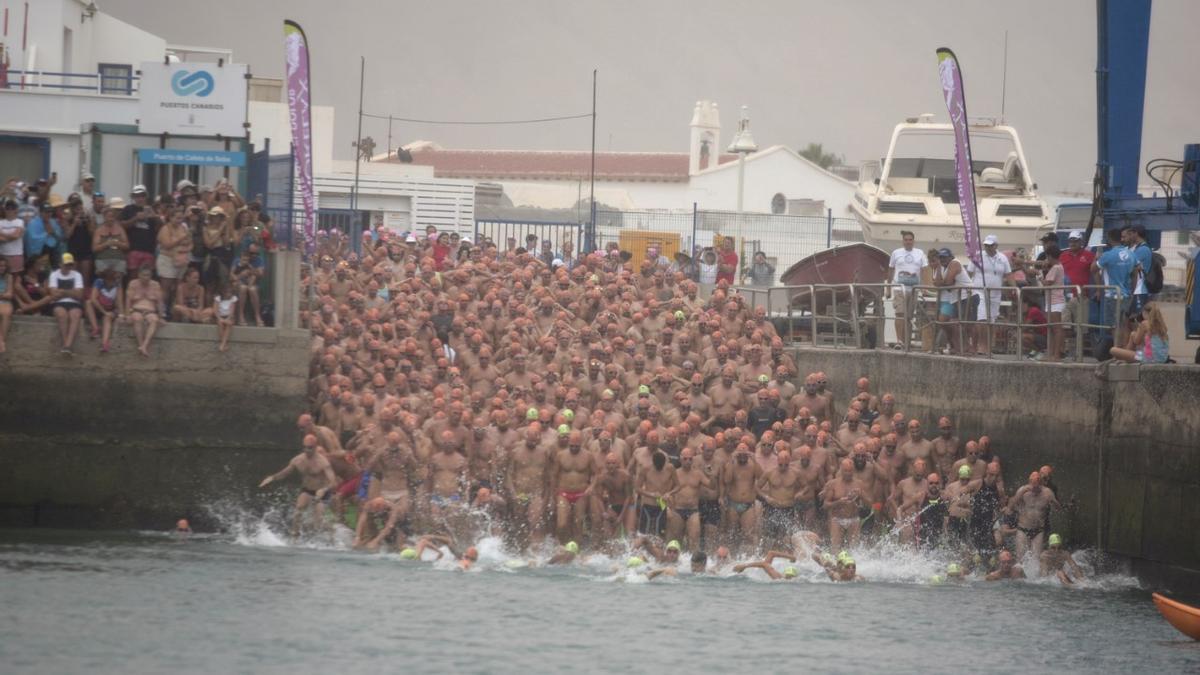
[
  {"left": 743, "top": 251, "right": 776, "bottom": 287},
  {"left": 233, "top": 246, "right": 266, "bottom": 327},
  {"left": 13, "top": 255, "right": 53, "bottom": 316},
  {"left": 86, "top": 267, "right": 124, "bottom": 353},
  {"left": 125, "top": 263, "right": 165, "bottom": 358},
  {"left": 214, "top": 279, "right": 238, "bottom": 352},
  {"left": 1109, "top": 302, "right": 1169, "bottom": 364},
  {"left": 46, "top": 252, "right": 85, "bottom": 354},
  {"left": 0, "top": 256, "right": 13, "bottom": 353},
  {"left": 173, "top": 267, "right": 212, "bottom": 324}
]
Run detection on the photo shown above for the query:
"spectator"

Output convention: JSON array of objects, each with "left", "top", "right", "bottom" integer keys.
[
  {"left": 214, "top": 279, "right": 238, "bottom": 352},
  {"left": 78, "top": 173, "right": 98, "bottom": 220},
  {"left": 966, "top": 234, "right": 1012, "bottom": 356},
  {"left": 156, "top": 206, "right": 192, "bottom": 312},
  {"left": 233, "top": 246, "right": 266, "bottom": 326},
  {"left": 202, "top": 207, "right": 235, "bottom": 292},
  {"left": 1060, "top": 229, "right": 1095, "bottom": 336},
  {"left": 173, "top": 267, "right": 212, "bottom": 324},
  {"left": 0, "top": 256, "right": 12, "bottom": 352},
  {"left": 716, "top": 237, "right": 738, "bottom": 286},
  {"left": 46, "top": 252, "right": 85, "bottom": 354},
  {"left": 697, "top": 248, "right": 718, "bottom": 286},
  {"left": 24, "top": 200, "right": 65, "bottom": 268},
  {"left": 1110, "top": 302, "right": 1169, "bottom": 364},
  {"left": 743, "top": 251, "right": 776, "bottom": 287},
  {"left": 1123, "top": 224, "right": 1153, "bottom": 314},
  {"left": 92, "top": 200, "right": 130, "bottom": 278},
  {"left": 670, "top": 250, "right": 698, "bottom": 282},
  {"left": 932, "top": 248, "right": 970, "bottom": 355},
  {"left": 886, "top": 230, "right": 928, "bottom": 348},
  {"left": 85, "top": 267, "right": 124, "bottom": 353},
  {"left": 210, "top": 178, "right": 244, "bottom": 219},
  {"left": 1021, "top": 292, "right": 1048, "bottom": 359},
  {"left": 13, "top": 256, "right": 52, "bottom": 315},
  {"left": 125, "top": 263, "right": 164, "bottom": 357},
  {"left": 63, "top": 193, "right": 94, "bottom": 286},
  {"left": 121, "top": 185, "right": 158, "bottom": 280},
  {"left": 1039, "top": 245, "right": 1066, "bottom": 362},
  {"left": 1094, "top": 228, "right": 1134, "bottom": 344},
  {"left": 0, "top": 199, "right": 25, "bottom": 274}
]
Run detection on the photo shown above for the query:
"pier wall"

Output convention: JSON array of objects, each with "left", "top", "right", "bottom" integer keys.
[
  {"left": 0, "top": 316, "right": 308, "bottom": 529},
  {"left": 788, "top": 348, "right": 1200, "bottom": 593}
]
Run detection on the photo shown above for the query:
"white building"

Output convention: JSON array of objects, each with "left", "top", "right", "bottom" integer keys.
[
  {"left": 385, "top": 100, "right": 856, "bottom": 218},
  {"left": 0, "top": 0, "right": 473, "bottom": 234}
]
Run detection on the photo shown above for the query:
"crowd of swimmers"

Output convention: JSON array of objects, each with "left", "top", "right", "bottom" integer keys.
[{"left": 256, "top": 227, "right": 1086, "bottom": 583}]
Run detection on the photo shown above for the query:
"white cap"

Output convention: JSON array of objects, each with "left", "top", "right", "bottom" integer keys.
[
  {"left": 461, "top": 236, "right": 473, "bottom": 244},
  {"left": 405, "top": 234, "right": 417, "bottom": 243},
  {"left": 81, "top": 172, "right": 95, "bottom": 181},
  {"left": 1068, "top": 229, "right": 1083, "bottom": 240},
  {"left": 551, "top": 258, "right": 565, "bottom": 267},
  {"left": 176, "top": 179, "right": 195, "bottom": 191},
  {"left": 982, "top": 235, "right": 998, "bottom": 245},
  {"left": 131, "top": 184, "right": 148, "bottom": 195}
]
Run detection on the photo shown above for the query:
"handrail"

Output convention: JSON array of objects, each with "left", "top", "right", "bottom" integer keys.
[
  {"left": 3, "top": 69, "right": 140, "bottom": 95},
  {"left": 731, "top": 282, "right": 1123, "bottom": 359}
]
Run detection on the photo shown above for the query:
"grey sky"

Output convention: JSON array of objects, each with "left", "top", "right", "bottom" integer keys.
[{"left": 105, "top": 0, "right": 1199, "bottom": 195}]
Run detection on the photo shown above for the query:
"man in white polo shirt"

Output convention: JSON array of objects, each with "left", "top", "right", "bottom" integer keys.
[
  {"left": 887, "top": 230, "right": 928, "bottom": 348},
  {"left": 966, "top": 234, "right": 1012, "bottom": 355}
]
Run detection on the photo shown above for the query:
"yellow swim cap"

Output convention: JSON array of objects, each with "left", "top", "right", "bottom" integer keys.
[
  {"left": 399, "top": 547, "right": 417, "bottom": 560},
  {"left": 946, "top": 563, "right": 962, "bottom": 576},
  {"left": 562, "top": 409, "right": 575, "bottom": 422},
  {"left": 666, "top": 540, "right": 681, "bottom": 552},
  {"left": 958, "top": 465, "right": 972, "bottom": 479},
  {"left": 627, "top": 556, "right": 645, "bottom": 568},
  {"left": 930, "top": 574, "right": 945, "bottom": 584},
  {"left": 558, "top": 424, "right": 571, "bottom": 435},
  {"left": 526, "top": 407, "right": 539, "bottom": 420},
  {"left": 1048, "top": 533, "right": 1062, "bottom": 547},
  {"left": 783, "top": 566, "right": 798, "bottom": 578},
  {"left": 565, "top": 541, "right": 580, "bottom": 554}
]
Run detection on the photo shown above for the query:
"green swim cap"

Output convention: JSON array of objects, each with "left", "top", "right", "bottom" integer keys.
[
  {"left": 958, "top": 465, "right": 972, "bottom": 479},
  {"left": 602, "top": 388, "right": 614, "bottom": 398},
  {"left": 526, "top": 407, "right": 539, "bottom": 421},
  {"left": 590, "top": 274, "right": 599, "bottom": 283},
  {"left": 930, "top": 574, "right": 945, "bottom": 584},
  {"left": 758, "top": 374, "right": 770, "bottom": 383},
  {"left": 558, "top": 424, "right": 571, "bottom": 435},
  {"left": 565, "top": 541, "right": 580, "bottom": 554},
  {"left": 562, "top": 409, "right": 575, "bottom": 421},
  {"left": 1048, "top": 533, "right": 1062, "bottom": 547},
  {"left": 399, "top": 547, "right": 418, "bottom": 560},
  {"left": 821, "top": 553, "right": 835, "bottom": 566},
  {"left": 783, "top": 566, "right": 798, "bottom": 578},
  {"left": 627, "top": 556, "right": 645, "bottom": 568},
  {"left": 638, "top": 385, "right": 651, "bottom": 395},
  {"left": 947, "top": 563, "right": 962, "bottom": 576},
  {"left": 843, "top": 557, "right": 855, "bottom": 567},
  {"left": 666, "top": 540, "right": 681, "bottom": 552},
  {"left": 837, "top": 550, "right": 851, "bottom": 563},
  {"left": 674, "top": 310, "right": 686, "bottom": 320}
]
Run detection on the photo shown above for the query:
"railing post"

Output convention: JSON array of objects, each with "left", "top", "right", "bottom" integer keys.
[
  {"left": 809, "top": 284, "right": 817, "bottom": 347},
  {"left": 826, "top": 208, "right": 833, "bottom": 248},
  {"left": 1074, "top": 285, "right": 1084, "bottom": 361},
  {"left": 1015, "top": 287, "right": 1024, "bottom": 358},
  {"left": 850, "top": 284, "right": 862, "bottom": 348}
]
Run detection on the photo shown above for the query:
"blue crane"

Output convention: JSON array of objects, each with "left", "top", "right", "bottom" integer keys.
[{"left": 1096, "top": 0, "right": 1199, "bottom": 358}]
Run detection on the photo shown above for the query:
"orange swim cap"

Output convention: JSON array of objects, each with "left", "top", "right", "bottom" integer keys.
[{"left": 175, "top": 519, "right": 190, "bottom": 531}]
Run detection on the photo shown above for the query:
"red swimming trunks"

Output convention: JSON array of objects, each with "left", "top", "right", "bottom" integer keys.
[{"left": 558, "top": 490, "right": 587, "bottom": 505}]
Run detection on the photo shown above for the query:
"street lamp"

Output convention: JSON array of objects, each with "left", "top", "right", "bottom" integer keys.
[{"left": 727, "top": 105, "right": 758, "bottom": 276}]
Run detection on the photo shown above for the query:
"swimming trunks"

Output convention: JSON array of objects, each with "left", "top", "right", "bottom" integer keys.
[
  {"left": 673, "top": 507, "right": 698, "bottom": 522},
  {"left": 336, "top": 473, "right": 363, "bottom": 499},
  {"left": 833, "top": 517, "right": 858, "bottom": 528},
  {"left": 730, "top": 501, "right": 754, "bottom": 515},
  {"left": 430, "top": 493, "right": 462, "bottom": 507},
  {"left": 558, "top": 489, "right": 587, "bottom": 505},
  {"left": 639, "top": 502, "right": 665, "bottom": 535},
  {"left": 380, "top": 490, "right": 407, "bottom": 502},
  {"left": 1017, "top": 525, "right": 1043, "bottom": 539}
]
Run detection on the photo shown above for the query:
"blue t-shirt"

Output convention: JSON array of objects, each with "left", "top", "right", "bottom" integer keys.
[
  {"left": 1097, "top": 245, "right": 1134, "bottom": 297},
  {"left": 1128, "top": 242, "right": 1152, "bottom": 295},
  {"left": 24, "top": 216, "right": 63, "bottom": 257}
]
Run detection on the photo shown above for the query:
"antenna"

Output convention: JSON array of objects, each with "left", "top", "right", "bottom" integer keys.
[{"left": 1000, "top": 30, "right": 1009, "bottom": 123}]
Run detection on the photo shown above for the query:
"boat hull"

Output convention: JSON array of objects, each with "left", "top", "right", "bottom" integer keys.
[
  {"left": 852, "top": 210, "right": 1052, "bottom": 257},
  {"left": 1152, "top": 592, "right": 1200, "bottom": 641}
]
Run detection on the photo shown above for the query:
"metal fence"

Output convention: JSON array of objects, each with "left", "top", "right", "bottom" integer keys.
[
  {"left": 733, "top": 283, "right": 1123, "bottom": 361},
  {"left": 592, "top": 207, "right": 862, "bottom": 285},
  {"left": 474, "top": 219, "right": 583, "bottom": 258}
]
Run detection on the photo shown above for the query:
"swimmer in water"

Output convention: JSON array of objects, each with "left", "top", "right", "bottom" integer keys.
[
  {"left": 631, "top": 535, "right": 683, "bottom": 565},
  {"left": 1038, "top": 534, "right": 1085, "bottom": 585},
  {"left": 732, "top": 550, "right": 800, "bottom": 580},
  {"left": 414, "top": 534, "right": 478, "bottom": 570},
  {"left": 646, "top": 551, "right": 711, "bottom": 579},
  {"left": 173, "top": 519, "right": 192, "bottom": 538},
  {"left": 985, "top": 550, "right": 1026, "bottom": 581}
]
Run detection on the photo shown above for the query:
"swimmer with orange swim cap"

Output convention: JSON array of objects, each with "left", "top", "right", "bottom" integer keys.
[
  {"left": 1008, "top": 470, "right": 1061, "bottom": 561},
  {"left": 258, "top": 433, "right": 339, "bottom": 538},
  {"left": 174, "top": 519, "right": 192, "bottom": 537}
]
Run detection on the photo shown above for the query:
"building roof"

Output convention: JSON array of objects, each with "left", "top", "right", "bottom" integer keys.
[{"left": 380, "top": 145, "right": 736, "bottom": 183}]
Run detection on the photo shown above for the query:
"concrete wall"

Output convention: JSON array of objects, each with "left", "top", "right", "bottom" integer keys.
[
  {"left": 787, "top": 347, "right": 1200, "bottom": 592},
  {"left": 0, "top": 316, "right": 309, "bottom": 530}
]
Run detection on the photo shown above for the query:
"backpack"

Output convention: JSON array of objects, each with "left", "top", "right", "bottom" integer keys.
[{"left": 1145, "top": 251, "right": 1165, "bottom": 294}]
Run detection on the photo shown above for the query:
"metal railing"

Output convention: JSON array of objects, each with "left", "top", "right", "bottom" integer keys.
[
  {"left": 733, "top": 283, "right": 1123, "bottom": 360},
  {"left": 1, "top": 69, "right": 139, "bottom": 95}
]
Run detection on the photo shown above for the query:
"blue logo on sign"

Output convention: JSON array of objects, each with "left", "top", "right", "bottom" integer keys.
[{"left": 170, "top": 70, "right": 215, "bottom": 97}]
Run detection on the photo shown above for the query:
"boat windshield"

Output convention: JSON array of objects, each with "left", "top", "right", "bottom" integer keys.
[{"left": 883, "top": 129, "right": 1027, "bottom": 201}]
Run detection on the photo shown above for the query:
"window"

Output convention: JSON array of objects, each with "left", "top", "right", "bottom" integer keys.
[
  {"left": 98, "top": 63, "right": 133, "bottom": 95},
  {"left": 771, "top": 192, "right": 786, "bottom": 215},
  {"left": 141, "top": 164, "right": 200, "bottom": 201}
]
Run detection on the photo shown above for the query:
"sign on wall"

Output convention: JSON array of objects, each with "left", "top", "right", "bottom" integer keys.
[
  {"left": 138, "top": 62, "right": 248, "bottom": 138},
  {"left": 137, "top": 149, "right": 246, "bottom": 167}
]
